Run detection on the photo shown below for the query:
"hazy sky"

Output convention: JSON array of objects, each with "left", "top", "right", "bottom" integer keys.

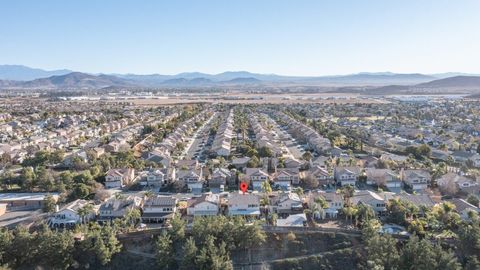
[{"left": 1, "top": 0, "right": 480, "bottom": 75}]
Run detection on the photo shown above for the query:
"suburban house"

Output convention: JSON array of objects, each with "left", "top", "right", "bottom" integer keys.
[
  {"left": 141, "top": 196, "right": 177, "bottom": 223},
  {"left": 48, "top": 199, "right": 96, "bottom": 228},
  {"left": 449, "top": 198, "right": 480, "bottom": 220},
  {"left": 0, "top": 193, "right": 59, "bottom": 211},
  {"left": 105, "top": 168, "right": 135, "bottom": 188},
  {"left": 451, "top": 151, "right": 480, "bottom": 167},
  {"left": 307, "top": 165, "right": 334, "bottom": 186},
  {"left": 365, "top": 168, "right": 402, "bottom": 190},
  {"left": 283, "top": 157, "right": 304, "bottom": 169},
  {"left": 145, "top": 149, "right": 172, "bottom": 168},
  {"left": 307, "top": 191, "right": 343, "bottom": 219},
  {"left": 334, "top": 166, "right": 360, "bottom": 186},
  {"left": 272, "top": 168, "right": 300, "bottom": 190},
  {"left": 186, "top": 193, "right": 220, "bottom": 216},
  {"left": 139, "top": 168, "right": 171, "bottom": 188},
  {"left": 231, "top": 157, "right": 251, "bottom": 170},
  {"left": 351, "top": 190, "right": 387, "bottom": 216},
  {"left": 98, "top": 196, "right": 143, "bottom": 223},
  {"left": 176, "top": 168, "right": 204, "bottom": 194},
  {"left": 401, "top": 169, "right": 431, "bottom": 191},
  {"left": 210, "top": 168, "right": 234, "bottom": 192},
  {"left": 270, "top": 192, "right": 304, "bottom": 216},
  {"left": 245, "top": 168, "right": 270, "bottom": 191},
  {"left": 437, "top": 173, "right": 479, "bottom": 196},
  {"left": 227, "top": 193, "right": 260, "bottom": 217}
]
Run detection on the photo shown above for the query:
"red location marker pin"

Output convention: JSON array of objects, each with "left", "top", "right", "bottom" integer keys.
[{"left": 240, "top": 182, "right": 248, "bottom": 194}]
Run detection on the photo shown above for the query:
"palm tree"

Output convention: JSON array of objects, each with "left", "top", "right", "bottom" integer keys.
[
  {"left": 314, "top": 197, "right": 329, "bottom": 220},
  {"left": 270, "top": 213, "right": 278, "bottom": 226},
  {"left": 339, "top": 185, "right": 354, "bottom": 206},
  {"left": 302, "top": 151, "right": 313, "bottom": 161},
  {"left": 343, "top": 206, "right": 357, "bottom": 223},
  {"left": 261, "top": 180, "right": 272, "bottom": 195},
  {"left": 77, "top": 204, "right": 94, "bottom": 224},
  {"left": 406, "top": 203, "right": 419, "bottom": 220},
  {"left": 144, "top": 190, "right": 155, "bottom": 199},
  {"left": 293, "top": 187, "right": 304, "bottom": 197},
  {"left": 357, "top": 203, "right": 375, "bottom": 225}
]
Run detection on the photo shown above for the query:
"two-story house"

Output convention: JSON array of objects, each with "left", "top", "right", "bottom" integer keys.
[
  {"left": 105, "top": 168, "right": 135, "bottom": 189},
  {"left": 48, "top": 199, "right": 96, "bottom": 228},
  {"left": 334, "top": 166, "right": 360, "bottom": 186},
  {"left": 210, "top": 168, "right": 234, "bottom": 192},
  {"left": 98, "top": 195, "right": 143, "bottom": 223},
  {"left": 366, "top": 168, "right": 402, "bottom": 190},
  {"left": 270, "top": 192, "right": 303, "bottom": 216},
  {"left": 245, "top": 168, "right": 270, "bottom": 191},
  {"left": 186, "top": 193, "right": 220, "bottom": 216},
  {"left": 141, "top": 196, "right": 177, "bottom": 223},
  {"left": 227, "top": 193, "right": 260, "bottom": 217},
  {"left": 307, "top": 165, "right": 334, "bottom": 186},
  {"left": 401, "top": 169, "right": 431, "bottom": 191},
  {"left": 272, "top": 168, "right": 300, "bottom": 191}
]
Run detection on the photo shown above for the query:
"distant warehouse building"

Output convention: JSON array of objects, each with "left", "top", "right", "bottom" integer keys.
[{"left": 0, "top": 193, "right": 59, "bottom": 211}]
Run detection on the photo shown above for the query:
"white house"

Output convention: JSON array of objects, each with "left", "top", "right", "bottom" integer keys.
[
  {"left": 141, "top": 196, "right": 177, "bottom": 223},
  {"left": 351, "top": 190, "right": 386, "bottom": 216},
  {"left": 366, "top": 168, "right": 402, "bottom": 189},
  {"left": 450, "top": 198, "right": 480, "bottom": 220},
  {"left": 48, "top": 199, "right": 96, "bottom": 228},
  {"left": 270, "top": 192, "right": 303, "bottom": 215},
  {"left": 272, "top": 168, "right": 299, "bottom": 191},
  {"left": 227, "top": 193, "right": 260, "bottom": 217},
  {"left": 334, "top": 167, "right": 360, "bottom": 186},
  {"left": 245, "top": 168, "right": 270, "bottom": 191},
  {"left": 187, "top": 193, "right": 220, "bottom": 216},
  {"left": 105, "top": 168, "right": 135, "bottom": 188},
  {"left": 402, "top": 169, "right": 430, "bottom": 191},
  {"left": 98, "top": 196, "right": 142, "bottom": 223}
]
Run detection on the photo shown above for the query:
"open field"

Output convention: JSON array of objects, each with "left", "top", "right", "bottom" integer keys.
[{"left": 94, "top": 93, "right": 390, "bottom": 105}]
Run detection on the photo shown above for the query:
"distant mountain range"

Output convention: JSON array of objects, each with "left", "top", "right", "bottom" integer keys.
[
  {"left": 365, "top": 76, "right": 480, "bottom": 95},
  {"left": 0, "top": 65, "right": 72, "bottom": 81},
  {"left": 0, "top": 65, "right": 480, "bottom": 91},
  {"left": 0, "top": 72, "right": 135, "bottom": 89}
]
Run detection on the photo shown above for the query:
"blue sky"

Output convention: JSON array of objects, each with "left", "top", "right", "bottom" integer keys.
[{"left": 1, "top": 0, "right": 479, "bottom": 75}]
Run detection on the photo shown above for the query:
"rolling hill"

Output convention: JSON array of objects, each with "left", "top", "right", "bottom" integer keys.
[
  {"left": 0, "top": 72, "right": 135, "bottom": 89},
  {"left": 0, "top": 65, "right": 72, "bottom": 81}
]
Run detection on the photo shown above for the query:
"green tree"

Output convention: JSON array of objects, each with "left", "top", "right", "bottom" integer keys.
[
  {"left": 465, "top": 256, "right": 480, "bottom": 270},
  {"left": 155, "top": 233, "right": 176, "bottom": 270},
  {"left": 457, "top": 221, "right": 480, "bottom": 261},
  {"left": 75, "top": 225, "right": 122, "bottom": 266},
  {"left": 77, "top": 204, "right": 94, "bottom": 224},
  {"left": 42, "top": 194, "right": 56, "bottom": 213},
  {"left": 246, "top": 156, "right": 260, "bottom": 168},
  {"left": 73, "top": 183, "right": 91, "bottom": 199},
  {"left": 302, "top": 151, "right": 313, "bottom": 161},
  {"left": 261, "top": 180, "right": 272, "bottom": 194},
  {"left": 169, "top": 215, "right": 186, "bottom": 243},
  {"left": 7, "top": 226, "right": 35, "bottom": 268},
  {"left": 466, "top": 195, "right": 479, "bottom": 207},
  {"left": 362, "top": 230, "right": 400, "bottom": 270},
  {"left": 258, "top": 146, "right": 273, "bottom": 158},
  {"left": 34, "top": 224, "right": 75, "bottom": 269},
  {"left": 196, "top": 235, "right": 233, "bottom": 270},
  {"left": 399, "top": 235, "right": 460, "bottom": 270},
  {"left": 50, "top": 149, "right": 65, "bottom": 164},
  {"left": 20, "top": 167, "right": 36, "bottom": 191},
  {"left": 180, "top": 237, "right": 198, "bottom": 270},
  {"left": 0, "top": 228, "right": 13, "bottom": 264}
]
